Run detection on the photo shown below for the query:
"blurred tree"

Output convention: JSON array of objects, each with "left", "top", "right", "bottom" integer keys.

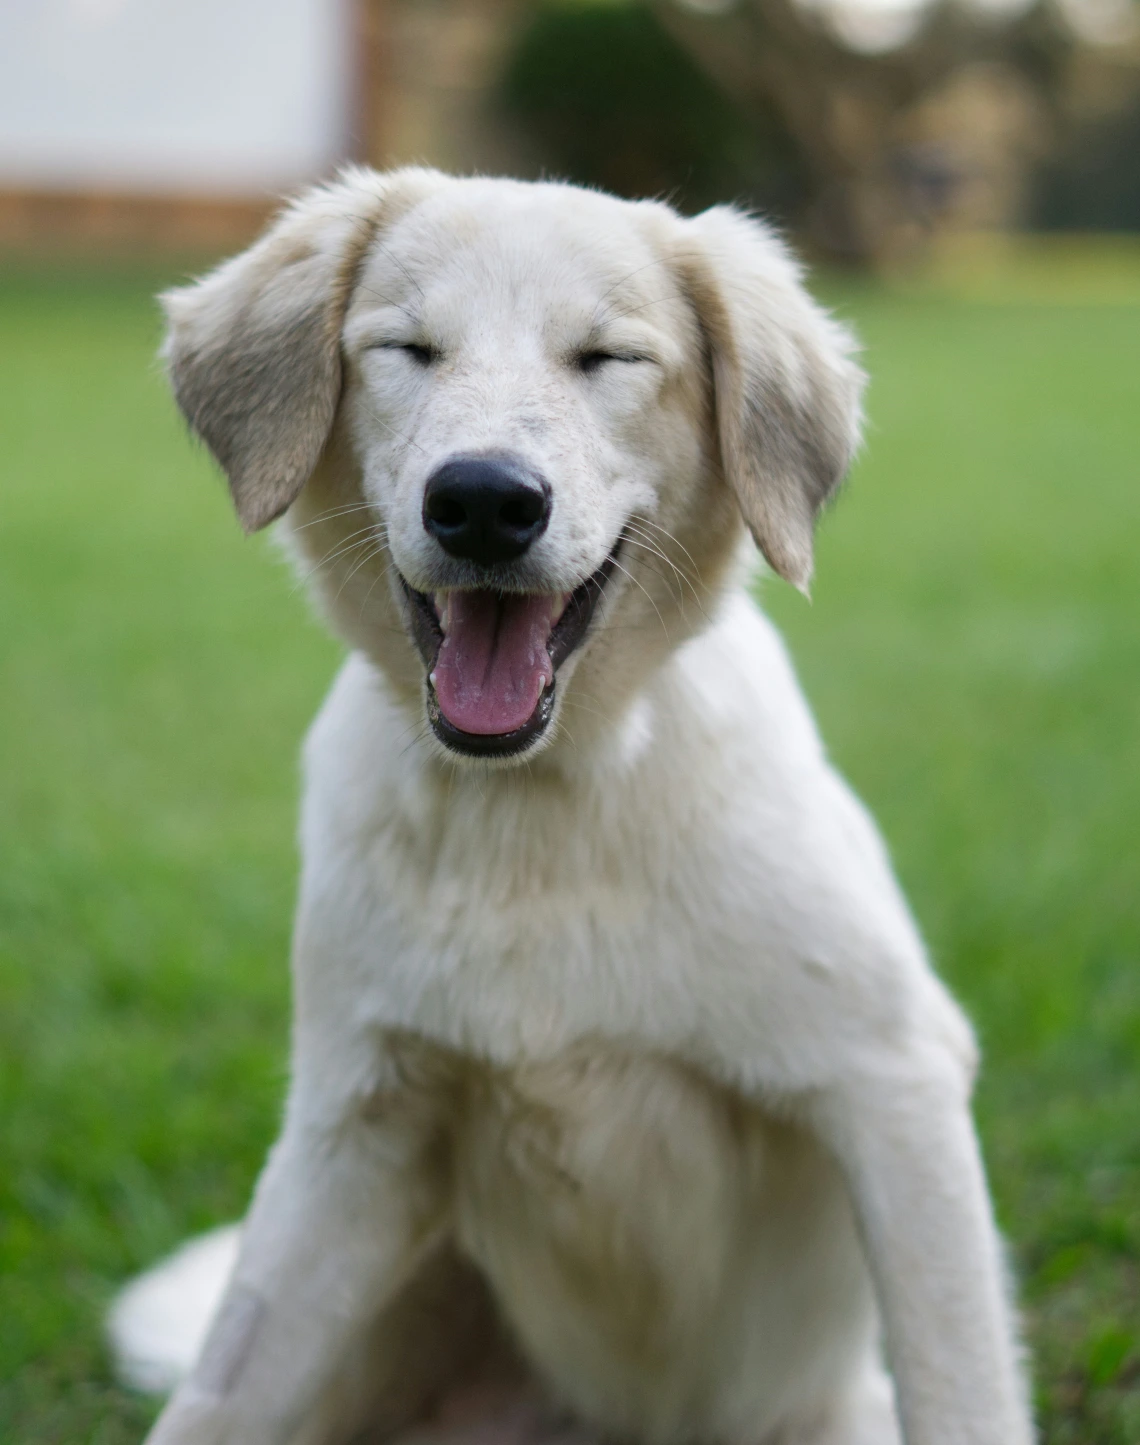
[
  {"left": 1033, "top": 94, "right": 1140, "bottom": 228},
  {"left": 495, "top": 0, "right": 1140, "bottom": 264},
  {"left": 650, "top": 0, "right": 1073, "bottom": 260},
  {"left": 498, "top": 2, "right": 809, "bottom": 217}
]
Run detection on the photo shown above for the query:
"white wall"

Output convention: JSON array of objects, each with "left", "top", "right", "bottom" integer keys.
[{"left": 0, "top": 0, "right": 353, "bottom": 194}]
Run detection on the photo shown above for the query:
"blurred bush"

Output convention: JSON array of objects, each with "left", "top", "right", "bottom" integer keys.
[
  {"left": 494, "top": 0, "right": 1140, "bottom": 265},
  {"left": 1033, "top": 98, "right": 1140, "bottom": 230},
  {"left": 498, "top": 2, "right": 808, "bottom": 218}
]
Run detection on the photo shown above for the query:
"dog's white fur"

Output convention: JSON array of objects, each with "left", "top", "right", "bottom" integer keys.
[{"left": 113, "top": 170, "right": 1033, "bottom": 1445}]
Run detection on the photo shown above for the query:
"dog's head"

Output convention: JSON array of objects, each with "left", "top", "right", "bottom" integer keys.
[{"left": 163, "top": 168, "right": 863, "bottom": 764}]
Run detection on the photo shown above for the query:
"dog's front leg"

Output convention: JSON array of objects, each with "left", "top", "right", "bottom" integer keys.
[
  {"left": 809, "top": 1051, "right": 1032, "bottom": 1445},
  {"left": 144, "top": 1103, "right": 445, "bottom": 1445}
]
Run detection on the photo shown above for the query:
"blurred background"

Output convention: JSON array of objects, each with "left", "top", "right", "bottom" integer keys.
[
  {"left": 3, "top": 0, "right": 1140, "bottom": 263},
  {"left": 0, "top": 1, "right": 1137, "bottom": 1443}
]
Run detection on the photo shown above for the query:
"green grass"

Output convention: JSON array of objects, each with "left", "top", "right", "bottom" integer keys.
[{"left": 1, "top": 259, "right": 1138, "bottom": 1443}]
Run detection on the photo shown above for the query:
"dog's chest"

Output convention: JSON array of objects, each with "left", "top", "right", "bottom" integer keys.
[
  {"left": 381, "top": 1036, "right": 864, "bottom": 1445},
  {"left": 356, "top": 777, "right": 723, "bottom": 1058},
  {"left": 449, "top": 1043, "right": 755, "bottom": 1295},
  {"left": 319, "top": 757, "right": 837, "bottom": 1092},
  {"left": 446, "top": 1044, "right": 758, "bottom": 1423}
]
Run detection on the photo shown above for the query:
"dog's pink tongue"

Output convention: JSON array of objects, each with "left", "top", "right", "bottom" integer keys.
[{"left": 434, "top": 592, "right": 554, "bottom": 735}]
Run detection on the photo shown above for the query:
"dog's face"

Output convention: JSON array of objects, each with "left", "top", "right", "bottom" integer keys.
[
  {"left": 340, "top": 183, "right": 711, "bottom": 756},
  {"left": 162, "top": 169, "right": 864, "bottom": 764}
]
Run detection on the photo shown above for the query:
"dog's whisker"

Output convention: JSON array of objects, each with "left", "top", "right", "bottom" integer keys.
[
  {"left": 618, "top": 537, "right": 693, "bottom": 613},
  {"left": 587, "top": 257, "right": 672, "bottom": 331},
  {"left": 621, "top": 528, "right": 708, "bottom": 620},
  {"left": 335, "top": 544, "right": 390, "bottom": 604},
  {"left": 290, "top": 501, "right": 385, "bottom": 533},
  {"left": 633, "top": 515, "right": 703, "bottom": 580},
  {"left": 367, "top": 239, "right": 428, "bottom": 303},
  {"left": 358, "top": 554, "right": 398, "bottom": 619},
  {"left": 397, "top": 727, "right": 433, "bottom": 762},
  {"left": 559, "top": 698, "right": 613, "bottom": 726},
  {"left": 312, "top": 521, "right": 388, "bottom": 559},
  {"left": 300, "top": 517, "right": 388, "bottom": 561},
  {"left": 357, "top": 396, "right": 429, "bottom": 458},
  {"left": 593, "top": 292, "right": 679, "bottom": 327},
  {"left": 290, "top": 542, "right": 370, "bottom": 597},
  {"left": 610, "top": 558, "right": 670, "bottom": 642},
  {"left": 291, "top": 529, "right": 384, "bottom": 594},
  {"left": 352, "top": 281, "right": 421, "bottom": 318},
  {"left": 626, "top": 520, "right": 711, "bottom": 621}
]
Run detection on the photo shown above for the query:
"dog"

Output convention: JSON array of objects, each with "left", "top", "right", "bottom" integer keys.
[{"left": 109, "top": 168, "right": 1033, "bottom": 1445}]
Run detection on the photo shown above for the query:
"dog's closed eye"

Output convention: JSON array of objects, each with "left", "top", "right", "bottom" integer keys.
[
  {"left": 574, "top": 350, "right": 652, "bottom": 374},
  {"left": 372, "top": 340, "right": 438, "bottom": 366}
]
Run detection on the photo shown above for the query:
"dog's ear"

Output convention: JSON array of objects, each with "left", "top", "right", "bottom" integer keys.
[
  {"left": 676, "top": 207, "right": 865, "bottom": 593},
  {"left": 161, "top": 167, "right": 440, "bottom": 532}
]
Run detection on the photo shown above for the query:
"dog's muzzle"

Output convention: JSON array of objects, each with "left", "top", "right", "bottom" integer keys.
[{"left": 400, "top": 541, "right": 622, "bottom": 759}]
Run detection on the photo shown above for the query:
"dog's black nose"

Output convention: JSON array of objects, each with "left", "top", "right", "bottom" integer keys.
[{"left": 423, "top": 455, "right": 551, "bottom": 566}]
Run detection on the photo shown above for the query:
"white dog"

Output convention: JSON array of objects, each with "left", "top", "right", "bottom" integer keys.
[{"left": 109, "top": 169, "right": 1032, "bottom": 1445}]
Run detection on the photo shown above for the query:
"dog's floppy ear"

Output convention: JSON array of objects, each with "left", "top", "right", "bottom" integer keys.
[
  {"left": 676, "top": 207, "right": 865, "bottom": 593},
  {"left": 161, "top": 167, "right": 439, "bottom": 532}
]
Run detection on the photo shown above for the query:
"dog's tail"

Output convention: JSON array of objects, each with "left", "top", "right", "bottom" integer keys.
[{"left": 107, "top": 1224, "right": 240, "bottom": 1393}]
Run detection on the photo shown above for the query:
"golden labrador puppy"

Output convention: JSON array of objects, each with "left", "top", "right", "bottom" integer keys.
[{"left": 111, "top": 169, "right": 1032, "bottom": 1445}]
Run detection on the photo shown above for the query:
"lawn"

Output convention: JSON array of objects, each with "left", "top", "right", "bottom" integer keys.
[{"left": 1, "top": 255, "right": 1138, "bottom": 1444}]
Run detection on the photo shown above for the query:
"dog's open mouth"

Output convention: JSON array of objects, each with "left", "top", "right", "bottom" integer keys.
[{"left": 401, "top": 543, "right": 622, "bottom": 758}]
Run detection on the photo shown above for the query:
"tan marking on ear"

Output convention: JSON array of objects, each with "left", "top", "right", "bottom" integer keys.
[
  {"left": 161, "top": 167, "right": 445, "bottom": 532},
  {"left": 675, "top": 207, "right": 865, "bottom": 592}
]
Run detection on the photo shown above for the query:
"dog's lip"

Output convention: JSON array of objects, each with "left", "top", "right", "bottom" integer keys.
[
  {"left": 398, "top": 538, "right": 623, "bottom": 757},
  {"left": 426, "top": 677, "right": 558, "bottom": 758}
]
